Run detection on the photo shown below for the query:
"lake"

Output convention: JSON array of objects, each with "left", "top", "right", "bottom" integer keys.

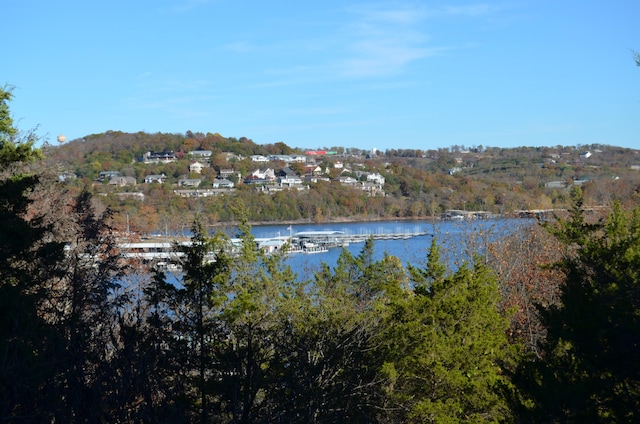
[{"left": 248, "top": 218, "right": 530, "bottom": 281}]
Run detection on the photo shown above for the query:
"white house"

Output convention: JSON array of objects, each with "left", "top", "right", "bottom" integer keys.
[
  {"left": 189, "top": 161, "right": 206, "bottom": 174},
  {"left": 144, "top": 174, "right": 167, "bottom": 184},
  {"left": 212, "top": 178, "right": 235, "bottom": 189},
  {"left": 304, "top": 165, "right": 323, "bottom": 175},
  {"left": 304, "top": 175, "right": 331, "bottom": 184},
  {"left": 249, "top": 168, "right": 276, "bottom": 181},
  {"left": 366, "top": 172, "right": 386, "bottom": 185},
  {"left": 279, "top": 175, "right": 303, "bottom": 186},
  {"left": 250, "top": 155, "right": 269, "bottom": 162},
  {"left": 338, "top": 176, "right": 357, "bottom": 185}
]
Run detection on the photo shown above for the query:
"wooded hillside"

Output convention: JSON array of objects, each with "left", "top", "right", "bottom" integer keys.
[{"left": 45, "top": 130, "right": 640, "bottom": 234}]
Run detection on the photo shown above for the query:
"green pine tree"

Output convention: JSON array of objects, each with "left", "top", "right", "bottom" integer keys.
[
  {"left": 514, "top": 199, "right": 640, "bottom": 423},
  {"left": 0, "top": 85, "right": 63, "bottom": 421},
  {"left": 378, "top": 238, "right": 514, "bottom": 423}
]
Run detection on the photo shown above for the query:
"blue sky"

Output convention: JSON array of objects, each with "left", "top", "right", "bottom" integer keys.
[{"left": 4, "top": 0, "right": 639, "bottom": 151}]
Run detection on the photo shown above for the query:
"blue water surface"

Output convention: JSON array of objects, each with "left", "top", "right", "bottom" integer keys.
[{"left": 248, "top": 218, "right": 530, "bottom": 281}]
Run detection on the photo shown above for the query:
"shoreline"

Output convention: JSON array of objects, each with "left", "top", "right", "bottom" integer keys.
[
  {"left": 215, "top": 212, "right": 518, "bottom": 229},
  {"left": 213, "top": 215, "right": 442, "bottom": 228}
]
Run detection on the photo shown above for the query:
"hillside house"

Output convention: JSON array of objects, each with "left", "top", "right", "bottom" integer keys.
[
  {"left": 178, "top": 178, "right": 202, "bottom": 188},
  {"left": 212, "top": 178, "right": 235, "bottom": 189},
  {"left": 366, "top": 172, "right": 386, "bottom": 185},
  {"left": 189, "top": 161, "right": 206, "bottom": 174},
  {"left": 188, "top": 150, "right": 212, "bottom": 159},
  {"left": 250, "top": 155, "right": 269, "bottom": 162},
  {"left": 359, "top": 181, "right": 384, "bottom": 196},
  {"left": 260, "top": 183, "right": 307, "bottom": 193},
  {"left": 260, "top": 184, "right": 284, "bottom": 193},
  {"left": 142, "top": 151, "right": 176, "bottom": 164},
  {"left": 248, "top": 168, "right": 276, "bottom": 181},
  {"left": 144, "top": 174, "right": 167, "bottom": 184},
  {"left": 219, "top": 168, "right": 241, "bottom": 180},
  {"left": 279, "top": 175, "right": 303, "bottom": 186},
  {"left": 338, "top": 176, "right": 358, "bottom": 186},
  {"left": 109, "top": 176, "right": 137, "bottom": 187},
  {"left": 97, "top": 171, "right": 121, "bottom": 182},
  {"left": 174, "top": 189, "right": 215, "bottom": 198},
  {"left": 277, "top": 167, "right": 298, "bottom": 178},
  {"left": 304, "top": 175, "right": 331, "bottom": 184},
  {"left": 303, "top": 165, "right": 323, "bottom": 175}
]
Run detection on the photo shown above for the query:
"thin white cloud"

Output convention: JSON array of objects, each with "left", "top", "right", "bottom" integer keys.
[
  {"left": 334, "top": 3, "right": 497, "bottom": 78},
  {"left": 337, "top": 4, "right": 437, "bottom": 77},
  {"left": 341, "top": 44, "right": 446, "bottom": 78},
  {"left": 211, "top": 3, "right": 495, "bottom": 87}
]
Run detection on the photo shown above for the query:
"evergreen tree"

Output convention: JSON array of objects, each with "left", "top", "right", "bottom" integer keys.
[
  {"left": 514, "top": 199, "right": 640, "bottom": 423},
  {"left": 271, "top": 240, "right": 408, "bottom": 422},
  {"left": 378, "top": 238, "right": 514, "bottom": 423},
  {"left": 136, "top": 269, "right": 191, "bottom": 422},
  {"left": 0, "top": 85, "right": 64, "bottom": 420},
  {"left": 0, "top": 84, "right": 133, "bottom": 422},
  {"left": 212, "top": 218, "right": 296, "bottom": 423},
  {"left": 173, "top": 219, "right": 231, "bottom": 423}
]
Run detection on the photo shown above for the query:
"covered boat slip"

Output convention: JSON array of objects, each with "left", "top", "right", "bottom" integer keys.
[{"left": 119, "top": 227, "right": 427, "bottom": 263}]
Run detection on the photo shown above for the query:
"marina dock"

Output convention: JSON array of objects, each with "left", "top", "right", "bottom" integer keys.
[{"left": 119, "top": 228, "right": 430, "bottom": 264}]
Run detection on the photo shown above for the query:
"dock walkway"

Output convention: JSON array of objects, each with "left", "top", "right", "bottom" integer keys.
[{"left": 118, "top": 229, "right": 430, "bottom": 264}]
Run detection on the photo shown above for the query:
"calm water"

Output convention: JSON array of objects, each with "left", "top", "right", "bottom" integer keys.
[{"left": 249, "top": 218, "right": 530, "bottom": 281}]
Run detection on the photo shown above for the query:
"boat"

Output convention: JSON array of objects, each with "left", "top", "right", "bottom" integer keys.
[{"left": 303, "top": 242, "right": 329, "bottom": 254}]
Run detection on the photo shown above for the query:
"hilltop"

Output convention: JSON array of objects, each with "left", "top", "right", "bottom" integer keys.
[{"left": 44, "top": 131, "right": 640, "bottom": 235}]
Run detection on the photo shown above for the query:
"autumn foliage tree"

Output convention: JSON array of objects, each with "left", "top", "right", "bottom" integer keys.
[{"left": 487, "top": 221, "right": 565, "bottom": 357}]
